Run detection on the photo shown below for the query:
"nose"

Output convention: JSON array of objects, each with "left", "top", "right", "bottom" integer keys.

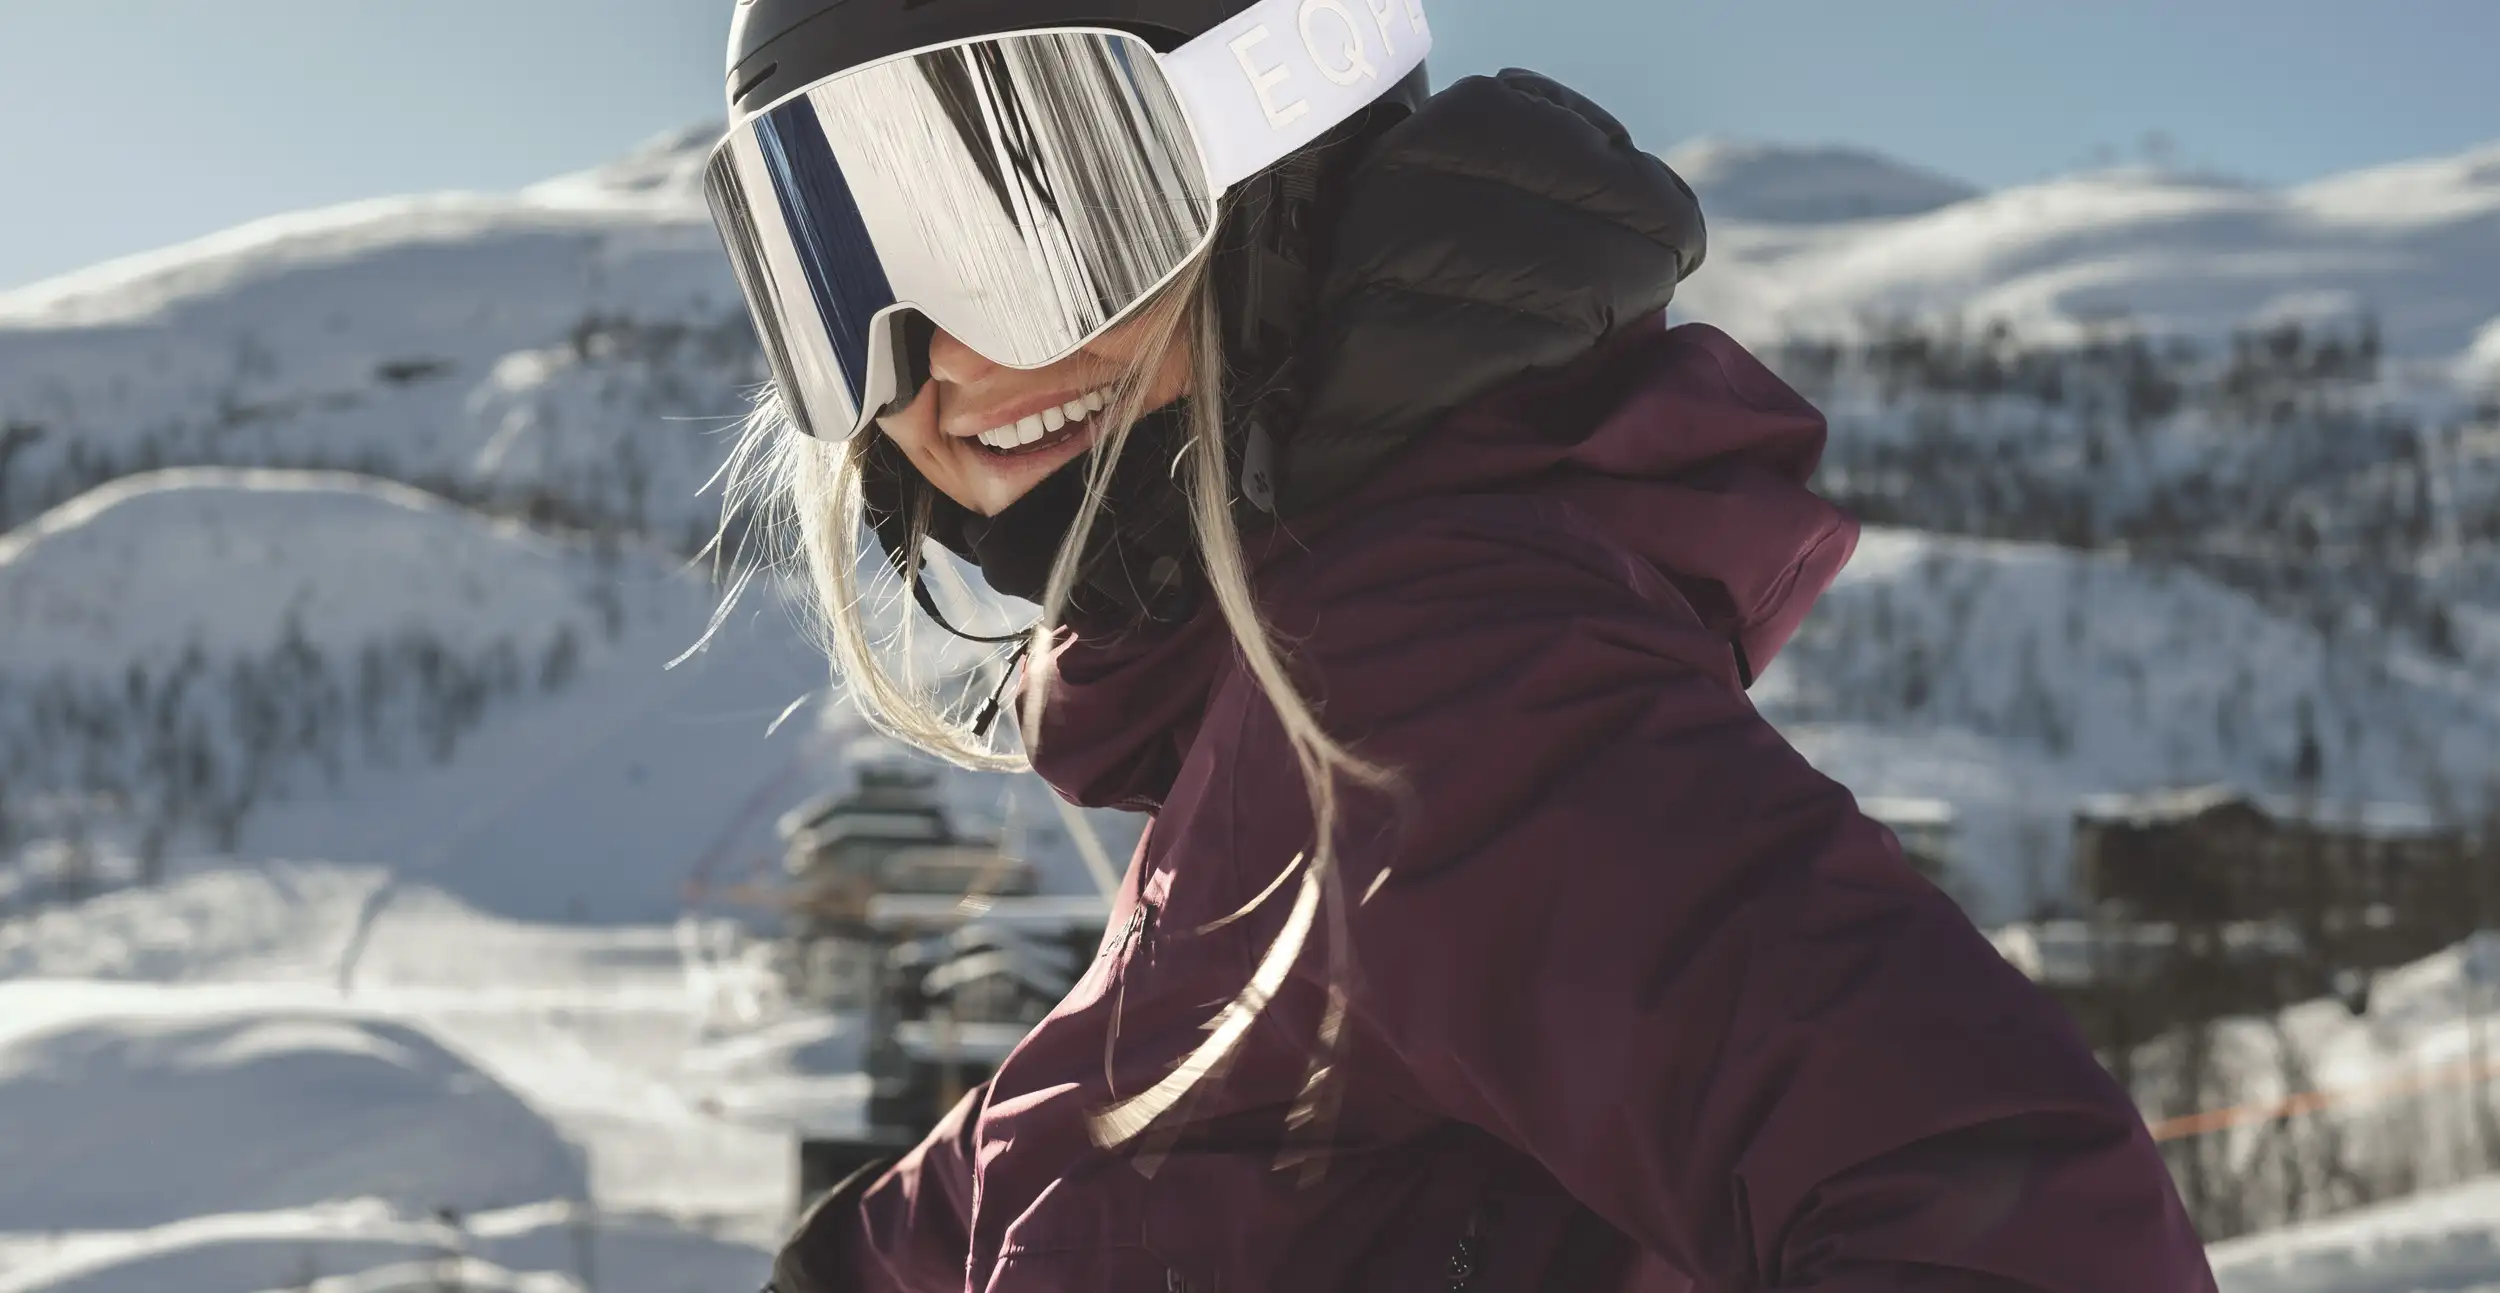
[{"left": 925, "top": 326, "right": 1001, "bottom": 387}]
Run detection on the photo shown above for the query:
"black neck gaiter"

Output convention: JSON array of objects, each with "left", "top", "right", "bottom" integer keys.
[{"left": 864, "top": 406, "right": 1202, "bottom": 629}]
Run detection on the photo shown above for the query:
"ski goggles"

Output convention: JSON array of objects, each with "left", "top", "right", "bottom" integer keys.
[{"left": 703, "top": 0, "right": 1431, "bottom": 440}]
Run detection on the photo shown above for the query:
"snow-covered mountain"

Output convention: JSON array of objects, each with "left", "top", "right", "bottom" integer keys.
[
  {"left": 1761, "top": 526, "right": 2500, "bottom": 916},
  {"left": 0, "top": 127, "right": 738, "bottom": 548},
  {"left": 1676, "top": 141, "right": 2500, "bottom": 363},
  {"left": 1664, "top": 137, "right": 1982, "bottom": 224}
]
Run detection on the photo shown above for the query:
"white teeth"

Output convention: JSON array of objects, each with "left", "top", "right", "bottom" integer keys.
[{"left": 972, "top": 387, "right": 1116, "bottom": 451}]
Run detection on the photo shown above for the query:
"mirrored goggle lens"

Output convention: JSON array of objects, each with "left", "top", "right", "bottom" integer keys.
[{"left": 704, "top": 29, "right": 1219, "bottom": 440}]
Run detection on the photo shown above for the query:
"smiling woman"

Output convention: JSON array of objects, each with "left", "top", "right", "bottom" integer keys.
[{"left": 699, "top": 0, "right": 2219, "bottom": 1290}]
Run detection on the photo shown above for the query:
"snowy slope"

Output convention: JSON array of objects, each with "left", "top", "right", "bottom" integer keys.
[
  {"left": 1674, "top": 141, "right": 2500, "bottom": 365},
  {"left": 0, "top": 468, "right": 615, "bottom": 672},
  {"left": 2188, "top": 936, "right": 2500, "bottom": 1287},
  {"left": 2214, "top": 1174, "right": 2500, "bottom": 1292},
  {"left": 0, "top": 465, "right": 1127, "bottom": 922},
  {"left": 1757, "top": 527, "right": 2500, "bottom": 917},
  {"left": 6, "top": 864, "right": 2495, "bottom": 1293},
  {"left": 0, "top": 465, "right": 838, "bottom": 922},
  {"left": 1665, "top": 137, "right": 1980, "bottom": 224},
  {"left": 0, "top": 862, "right": 822, "bottom": 1293},
  {"left": 2467, "top": 318, "right": 2500, "bottom": 389},
  {"left": 0, "top": 128, "right": 742, "bottom": 545}
]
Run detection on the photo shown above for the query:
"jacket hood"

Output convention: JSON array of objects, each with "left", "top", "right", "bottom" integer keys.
[
  {"left": 1277, "top": 69, "right": 1709, "bottom": 515},
  {"left": 1029, "top": 77, "right": 1856, "bottom": 813}
]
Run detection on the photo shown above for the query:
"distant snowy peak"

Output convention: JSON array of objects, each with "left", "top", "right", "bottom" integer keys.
[
  {"left": 0, "top": 128, "right": 724, "bottom": 330},
  {"left": 1664, "top": 137, "right": 1981, "bottom": 224},
  {"left": 2470, "top": 317, "right": 2500, "bottom": 387},
  {"left": 2292, "top": 139, "right": 2500, "bottom": 225},
  {"left": 1673, "top": 136, "right": 2500, "bottom": 361},
  {"left": 524, "top": 122, "right": 723, "bottom": 209}
]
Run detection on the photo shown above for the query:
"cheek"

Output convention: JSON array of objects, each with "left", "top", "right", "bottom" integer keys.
[
  {"left": 879, "top": 397, "right": 1005, "bottom": 516},
  {"left": 879, "top": 393, "right": 950, "bottom": 478}
]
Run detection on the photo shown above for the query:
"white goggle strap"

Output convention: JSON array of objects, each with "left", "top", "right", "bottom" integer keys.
[{"left": 1159, "top": 0, "right": 1432, "bottom": 192}]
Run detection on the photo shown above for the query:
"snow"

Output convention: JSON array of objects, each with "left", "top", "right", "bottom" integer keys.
[
  {"left": 0, "top": 1007, "right": 583, "bottom": 1233},
  {"left": 2466, "top": 318, "right": 2500, "bottom": 390},
  {"left": 0, "top": 130, "right": 742, "bottom": 549},
  {"left": 1756, "top": 526, "right": 2500, "bottom": 918},
  {"left": 1673, "top": 140, "right": 2500, "bottom": 363},
  {"left": 2214, "top": 1174, "right": 2500, "bottom": 1293},
  {"left": 0, "top": 862, "right": 822, "bottom": 1293},
  {"left": 0, "top": 462, "right": 1132, "bottom": 923},
  {"left": 0, "top": 468, "right": 609, "bottom": 671},
  {"left": 1664, "top": 137, "right": 1981, "bottom": 224}
]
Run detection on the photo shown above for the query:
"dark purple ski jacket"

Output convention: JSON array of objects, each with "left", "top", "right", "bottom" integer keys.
[{"left": 778, "top": 314, "right": 2215, "bottom": 1293}]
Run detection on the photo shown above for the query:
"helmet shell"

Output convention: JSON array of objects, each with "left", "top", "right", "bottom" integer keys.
[{"left": 727, "top": 0, "right": 1250, "bottom": 116}]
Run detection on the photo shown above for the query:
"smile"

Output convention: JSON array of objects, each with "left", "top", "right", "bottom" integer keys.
[{"left": 974, "top": 387, "right": 1113, "bottom": 453}]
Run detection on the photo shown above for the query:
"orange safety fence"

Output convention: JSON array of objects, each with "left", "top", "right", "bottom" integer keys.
[{"left": 2148, "top": 1050, "right": 2500, "bottom": 1143}]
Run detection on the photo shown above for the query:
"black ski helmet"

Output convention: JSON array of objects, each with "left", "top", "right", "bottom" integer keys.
[
  {"left": 726, "top": 0, "right": 1430, "bottom": 117},
  {"left": 728, "top": 0, "right": 1246, "bottom": 114}
]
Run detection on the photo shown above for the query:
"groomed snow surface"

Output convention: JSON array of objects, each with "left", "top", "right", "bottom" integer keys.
[
  {"left": 2215, "top": 1175, "right": 2500, "bottom": 1293},
  {"left": 9, "top": 870, "right": 2500, "bottom": 1293},
  {"left": 0, "top": 864, "right": 834, "bottom": 1293}
]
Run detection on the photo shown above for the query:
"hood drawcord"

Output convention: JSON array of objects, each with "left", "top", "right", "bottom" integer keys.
[
  {"left": 904, "top": 575, "right": 1035, "bottom": 740},
  {"left": 972, "top": 635, "right": 1034, "bottom": 740}
]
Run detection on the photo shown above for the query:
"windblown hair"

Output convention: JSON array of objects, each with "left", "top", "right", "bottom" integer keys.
[{"left": 702, "top": 238, "right": 1386, "bottom": 1162}]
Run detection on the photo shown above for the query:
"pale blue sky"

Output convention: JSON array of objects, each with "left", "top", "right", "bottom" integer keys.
[{"left": 2, "top": 0, "right": 2495, "bottom": 291}]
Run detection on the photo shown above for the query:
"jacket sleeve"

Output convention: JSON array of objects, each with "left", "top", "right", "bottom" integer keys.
[
  {"left": 1239, "top": 505, "right": 2215, "bottom": 1291},
  {"left": 772, "top": 1082, "right": 987, "bottom": 1293}
]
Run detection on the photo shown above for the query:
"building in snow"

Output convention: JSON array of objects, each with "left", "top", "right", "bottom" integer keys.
[
  {"left": 2071, "top": 784, "right": 2485, "bottom": 959},
  {"left": 2001, "top": 784, "right": 2496, "bottom": 1054},
  {"left": 777, "top": 759, "right": 1038, "bottom": 915},
  {"left": 773, "top": 751, "right": 1038, "bottom": 1011}
]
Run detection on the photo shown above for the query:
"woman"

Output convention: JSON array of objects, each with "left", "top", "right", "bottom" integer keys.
[{"left": 704, "top": 0, "right": 2217, "bottom": 1288}]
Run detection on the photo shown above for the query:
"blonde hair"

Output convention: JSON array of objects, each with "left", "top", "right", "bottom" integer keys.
[{"left": 704, "top": 242, "right": 1386, "bottom": 1161}]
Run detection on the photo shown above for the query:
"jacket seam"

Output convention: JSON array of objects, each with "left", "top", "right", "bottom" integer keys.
[{"left": 1744, "top": 517, "right": 1850, "bottom": 637}]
